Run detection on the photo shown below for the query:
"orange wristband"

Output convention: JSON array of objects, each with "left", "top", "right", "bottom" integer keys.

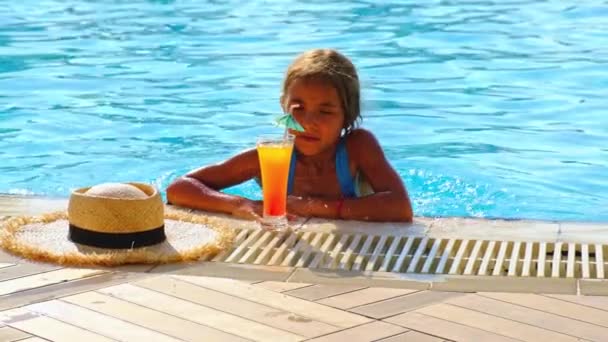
[{"left": 336, "top": 198, "right": 345, "bottom": 219}]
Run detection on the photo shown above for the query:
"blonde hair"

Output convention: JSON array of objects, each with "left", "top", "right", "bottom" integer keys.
[{"left": 281, "top": 49, "right": 361, "bottom": 134}]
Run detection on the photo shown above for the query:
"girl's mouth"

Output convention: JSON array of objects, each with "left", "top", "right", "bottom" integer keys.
[{"left": 296, "top": 134, "right": 320, "bottom": 142}]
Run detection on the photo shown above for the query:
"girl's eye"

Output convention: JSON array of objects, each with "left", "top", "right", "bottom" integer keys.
[{"left": 320, "top": 111, "right": 333, "bottom": 115}]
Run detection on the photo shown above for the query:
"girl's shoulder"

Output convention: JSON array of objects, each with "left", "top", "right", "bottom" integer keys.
[
  {"left": 344, "top": 128, "right": 381, "bottom": 151},
  {"left": 344, "top": 128, "right": 386, "bottom": 166}
]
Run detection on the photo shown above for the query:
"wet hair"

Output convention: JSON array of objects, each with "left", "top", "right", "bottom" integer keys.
[{"left": 281, "top": 49, "right": 361, "bottom": 135}]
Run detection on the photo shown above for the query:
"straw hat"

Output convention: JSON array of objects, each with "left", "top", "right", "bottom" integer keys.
[{"left": 0, "top": 183, "right": 232, "bottom": 267}]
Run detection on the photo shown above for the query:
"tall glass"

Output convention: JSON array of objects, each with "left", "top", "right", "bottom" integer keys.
[{"left": 256, "top": 134, "right": 294, "bottom": 230}]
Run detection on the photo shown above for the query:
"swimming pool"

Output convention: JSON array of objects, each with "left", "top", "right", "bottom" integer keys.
[{"left": 1, "top": 0, "right": 606, "bottom": 221}]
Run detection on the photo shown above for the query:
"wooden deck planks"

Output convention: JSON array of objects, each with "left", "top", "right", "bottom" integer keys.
[
  {"left": 0, "top": 308, "right": 116, "bottom": 342},
  {"left": 305, "top": 321, "right": 406, "bottom": 342},
  {"left": 98, "top": 282, "right": 304, "bottom": 342},
  {"left": 316, "top": 287, "right": 418, "bottom": 310},
  {"left": 446, "top": 294, "right": 608, "bottom": 341},
  {"left": 480, "top": 292, "right": 608, "bottom": 328},
  {"left": 62, "top": 291, "right": 248, "bottom": 342},
  {"left": 254, "top": 281, "right": 312, "bottom": 293},
  {"left": 132, "top": 276, "right": 338, "bottom": 339},
  {"left": 546, "top": 293, "right": 608, "bottom": 312},
  {"left": 0, "top": 263, "right": 62, "bottom": 282},
  {"left": 0, "top": 325, "right": 31, "bottom": 341},
  {"left": 385, "top": 311, "right": 519, "bottom": 342},
  {"left": 172, "top": 275, "right": 372, "bottom": 328},
  {"left": 376, "top": 330, "right": 447, "bottom": 342},
  {"left": 414, "top": 303, "right": 580, "bottom": 342},
  {"left": 350, "top": 291, "right": 464, "bottom": 319},
  {"left": 285, "top": 284, "right": 366, "bottom": 301},
  {"left": 0, "top": 268, "right": 106, "bottom": 296},
  {"left": 25, "top": 300, "right": 182, "bottom": 342},
  {"left": 0, "top": 269, "right": 149, "bottom": 312},
  {"left": 0, "top": 263, "right": 16, "bottom": 270}
]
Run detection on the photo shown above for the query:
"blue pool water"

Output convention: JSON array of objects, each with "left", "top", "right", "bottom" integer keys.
[{"left": 1, "top": 1, "right": 607, "bottom": 221}]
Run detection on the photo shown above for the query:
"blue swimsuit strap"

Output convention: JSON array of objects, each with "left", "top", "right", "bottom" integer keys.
[
  {"left": 287, "top": 138, "right": 357, "bottom": 197},
  {"left": 336, "top": 139, "right": 357, "bottom": 197}
]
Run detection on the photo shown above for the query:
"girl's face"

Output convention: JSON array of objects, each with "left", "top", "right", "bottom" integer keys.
[{"left": 283, "top": 77, "right": 345, "bottom": 156}]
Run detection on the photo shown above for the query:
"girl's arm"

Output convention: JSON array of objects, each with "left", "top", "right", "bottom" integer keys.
[
  {"left": 288, "top": 129, "right": 413, "bottom": 222},
  {"left": 166, "top": 149, "right": 262, "bottom": 219}
]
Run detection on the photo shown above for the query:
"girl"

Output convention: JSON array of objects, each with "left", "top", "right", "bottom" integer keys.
[{"left": 167, "top": 49, "right": 413, "bottom": 222}]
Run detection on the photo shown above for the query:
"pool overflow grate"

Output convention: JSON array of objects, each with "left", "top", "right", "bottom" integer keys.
[{"left": 210, "top": 229, "right": 608, "bottom": 279}]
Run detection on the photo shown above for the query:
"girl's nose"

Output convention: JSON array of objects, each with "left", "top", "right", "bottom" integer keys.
[
  {"left": 289, "top": 104, "right": 317, "bottom": 128},
  {"left": 299, "top": 112, "right": 319, "bottom": 131},
  {"left": 301, "top": 110, "right": 320, "bottom": 123},
  {"left": 301, "top": 110, "right": 313, "bottom": 122}
]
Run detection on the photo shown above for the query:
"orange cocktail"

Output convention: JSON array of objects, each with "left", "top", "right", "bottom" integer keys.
[{"left": 257, "top": 134, "right": 294, "bottom": 229}]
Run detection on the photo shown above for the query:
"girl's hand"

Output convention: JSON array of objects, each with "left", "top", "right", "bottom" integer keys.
[{"left": 231, "top": 199, "right": 263, "bottom": 221}]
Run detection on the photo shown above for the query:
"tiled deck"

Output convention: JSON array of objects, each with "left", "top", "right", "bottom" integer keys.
[{"left": 2, "top": 196, "right": 608, "bottom": 341}]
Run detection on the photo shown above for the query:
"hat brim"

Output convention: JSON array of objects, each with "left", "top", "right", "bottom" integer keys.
[{"left": 0, "top": 211, "right": 234, "bottom": 267}]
